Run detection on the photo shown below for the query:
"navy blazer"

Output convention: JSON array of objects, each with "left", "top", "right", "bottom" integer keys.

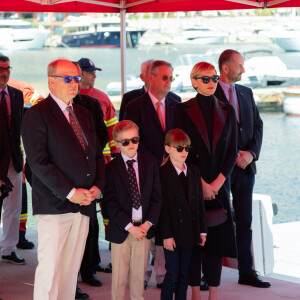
[
  {"left": 123, "top": 92, "right": 179, "bottom": 164},
  {"left": 22, "top": 95, "right": 105, "bottom": 218},
  {"left": 104, "top": 153, "right": 162, "bottom": 244},
  {"left": 214, "top": 83, "right": 263, "bottom": 175},
  {"left": 119, "top": 86, "right": 181, "bottom": 121},
  {"left": 0, "top": 111, "right": 10, "bottom": 182},
  {"left": 157, "top": 160, "right": 207, "bottom": 247},
  {"left": 7, "top": 85, "right": 23, "bottom": 173}
]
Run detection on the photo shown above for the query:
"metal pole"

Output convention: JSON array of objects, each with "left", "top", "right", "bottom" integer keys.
[{"left": 120, "top": 0, "right": 127, "bottom": 97}]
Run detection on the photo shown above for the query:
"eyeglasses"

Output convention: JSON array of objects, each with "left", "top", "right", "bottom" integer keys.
[
  {"left": 151, "top": 73, "right": 175, "bottom": 82},
  {"left": 50, "top": 75, "right": 82, "bottom": 83},
  {"left": 194, "top": 75, "right": 219, "bottom": 84},
  {"left": 170, "top": 146, "right": 191, "bottom": 153},
  {"left": 0, "top": 67, "right": 12, "bottom": 73},
  {"left": 116, "top": 137, "right": 140, "bottom": 147}
]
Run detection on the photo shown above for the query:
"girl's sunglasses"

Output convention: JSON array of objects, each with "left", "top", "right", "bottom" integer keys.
[
  {"left": 170, "top": 146, "right": 191, "bottom": 153},
  {"left": 116, "top": 137, "right": 140, "bottom": 147},
  {"left": 50, "top": 75, "right": 82, "bottom": 83},
  {"left": 194, "top": 75, "right": 220, "bottom": 84}
]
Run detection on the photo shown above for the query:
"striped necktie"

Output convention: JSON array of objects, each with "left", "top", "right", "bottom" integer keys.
[
  {"left": 156, "top": 100, "right": 165, "bottom": 132},
  {"left": 0, "top": 90, "right": 9, "bottom": 128}
]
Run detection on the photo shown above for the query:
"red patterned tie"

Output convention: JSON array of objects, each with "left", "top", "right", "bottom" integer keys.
[
  {"left": 126, "top": 159, "right": 141, "bottom": 210},
  {"left": 66, "top": 106, "right": 87, "bottom": 153},
  {"left": 0, "top": 90, "right": 9, "bottom": 128}
]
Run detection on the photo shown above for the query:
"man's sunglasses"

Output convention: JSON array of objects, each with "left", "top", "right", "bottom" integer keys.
[
  {"left": 151, "top": 74, "right": 175, "bottom": 82},
  {"left": 0, "top": 67, "right": 12, "bottom": 73},
  {"left": 116, "top": 137, "right": 140, "bottom": 147},
  {"left": 50, "top": 75, "right": 82, "bottom": 83},
  {"left": 170, "top": 146, "right": 191, "bottom": 153},
  {"left": 194, "top": 75, "right": 220, "bottom": 84}
]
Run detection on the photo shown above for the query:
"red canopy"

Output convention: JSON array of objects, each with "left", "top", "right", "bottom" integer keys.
[{"left": 1, "top": 0, "right": 300, "bottom": 13}]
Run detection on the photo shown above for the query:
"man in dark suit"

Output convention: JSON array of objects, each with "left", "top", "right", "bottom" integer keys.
[
  {"left": 119, "top": 59, "right": 181, "bottom": 121},
  {"left": 22, "top": 59, "right": 106, "bottom": 299},
  {"left": 214, "top": 49, "right": 270, "bottom": 288},
  {"left": 0, "top": 55, "right": 25, "bottom": 265},
  {"left": 124, "top": 60, "right": 180, "bottom": 287}
]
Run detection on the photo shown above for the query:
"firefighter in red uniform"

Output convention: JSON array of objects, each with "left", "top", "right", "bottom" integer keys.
[{"left": 78, "top": 57, "right": 119, "bottom": 275}]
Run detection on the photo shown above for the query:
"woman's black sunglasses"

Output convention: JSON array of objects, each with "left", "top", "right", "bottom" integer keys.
[
  {"left": 194, "top": 75, "right": 220, "bottom": 84},
  {"left": 116, "top": 137, "right": 140, "bottom": 147},
  {"left": 171, "top": 146, "right": 191, "bottom": 153}
]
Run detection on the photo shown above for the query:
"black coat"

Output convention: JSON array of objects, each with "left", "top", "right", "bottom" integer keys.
[
  {"left": 7, "top": 85, "right": 23, "bottom": 173},
  {"left": 22, "top": 95, "right": 105, "bottom": 218},
  {"left": 157, "top": 160, "right": 207, "bottom": 247},
  {"left": 123, "top": 92, "right": 179, "bottom": 164},
  {"left": 173, "top": 95, "right": 238, "bottom": 258},
  {"left": 119, "top": 86, "right": 181, "bottom": 121},
  {"left": 104, "top": 153, "right": 162, "bottom": 244},
  {"left": 214, "top": 83, "right": 263, "bottom": 175}
]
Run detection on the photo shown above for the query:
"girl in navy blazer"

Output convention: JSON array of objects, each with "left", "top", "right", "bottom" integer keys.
[{"left": 158, "top": 129, "right": 207, "bottom": 300}]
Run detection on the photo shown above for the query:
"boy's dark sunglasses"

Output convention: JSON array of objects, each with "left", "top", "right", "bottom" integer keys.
[
  {"left": 194, "top": 75, "right": 220, "bottom": 84},
  {"left": 171, "top": 146, "right": 191, "bottom": 153},
  {"left": 116, "top": 137, "right": 140, "bottom": 146},
  {"left": 50, "top": 75, "right": 82, "bottom": 83}
]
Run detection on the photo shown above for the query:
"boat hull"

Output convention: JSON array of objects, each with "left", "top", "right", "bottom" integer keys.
[
  {"left": 61, "top": 30, "right": 145, "bottom": 48},
  {"left": 283, "top": 90, "right": 300, "bottom": 116},
  {"left": 272, "top": 37, "right": 300, "bottom": 52}
]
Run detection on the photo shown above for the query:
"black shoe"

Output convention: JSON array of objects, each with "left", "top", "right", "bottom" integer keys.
[
  {"left": 104, "top": 262, "right": 112, "bottom": 273},
  {"left": 239, "top": 270, "right": 271, "bottom": 288},
  {"left": 95, "top": 262, "right": 105, "bottom": 272},
  {"left": 144, "top": 280, "right": 148, "bottom": 290},
  {"left": 17, "top": 231, "right": 35, "bottom": 249},
  {"left": 82, "top": 274, "right": 103, "bottom": 287},
  {"left": 75, "top": 287, "right": 89, "bottom": 299},
  {"left": 200, "top": 275, "right": 209, "bottom": 291},
  {"left": 156, "top": 282, "right": 163, "bottom": 289},
  {"left": 2, "top": 252, "right": 26, "bottom": 264}
]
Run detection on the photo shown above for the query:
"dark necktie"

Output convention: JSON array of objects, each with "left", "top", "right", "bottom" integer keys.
[
  {"left": 228, "top": 86, "right": 240, "bottom": 123},
  {"left": 66, "top": 106, "right": 87, "bottom": 153},
  {"left": 0, "top": 90, "right": 9, "bottom": 128},
  {"left": 126, "top": 159, "right": 141, "bottom": 210}
]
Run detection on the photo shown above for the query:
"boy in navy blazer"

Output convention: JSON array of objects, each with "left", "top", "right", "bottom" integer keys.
[{"left": 104, "top": 120, "right": 162, "bottom": 300}]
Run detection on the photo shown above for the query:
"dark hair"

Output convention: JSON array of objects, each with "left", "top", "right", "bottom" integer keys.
[
  {"left": 149, "top": 60, "right": 173, "bottom": 74},
  {"left": 0, "top": 55, "right": 10, "bottom": 63},
  {"left": 218, "top": 49, "right": 241, "bottom": 72},
  {"left": 165, "top": 129, "right": 191, "bottom": 147}
]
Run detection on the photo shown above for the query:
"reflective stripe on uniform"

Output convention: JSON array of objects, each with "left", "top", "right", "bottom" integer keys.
[{"left": 104, "top": 116, "right": 118, "bottom": 128}]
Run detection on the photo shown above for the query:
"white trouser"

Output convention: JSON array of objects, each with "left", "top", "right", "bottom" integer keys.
[
  {"left": 0, "top": 161, "right": 22, "bottom": 256},
  {"left": 34, "top": 212, "right": 89, "bottom": 300}
]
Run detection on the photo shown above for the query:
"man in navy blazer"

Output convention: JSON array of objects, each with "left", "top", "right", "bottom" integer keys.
[
  {"left": 22, "top": 59, "right": 105, "bottom": 299},
  {"left": 0, "top": 55, "right": 25, "bottom": 265},
  {"left": 119, "top": 59, "right": 181, "bottom": 121},
  {"left": 123, "top": 60, "right": 180, "bottom": 165},
  {"left": 214, "top": 49, "right": 269, "bottom": 288}
]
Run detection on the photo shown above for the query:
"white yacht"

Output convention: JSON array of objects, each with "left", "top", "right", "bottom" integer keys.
[{"left": 0, "top": 18, "right": 50, "bottom": 50}]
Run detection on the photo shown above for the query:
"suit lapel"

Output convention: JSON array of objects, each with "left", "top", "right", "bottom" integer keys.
[
  {"left": 186, "top": 164, "right": 195, "bottom": 208},
  {"left": 185, "top": 97, "right": 210, "bottom": 153},
  {"left": 212, "top": 96, "right": 228, "bottom": 155},
  {"left": 166, "top": 160, "right": 191, "bottom": 211},
  {"left": 116, "top": 156, "right": 131, "bottom": 190},
  {"left": 235, "top": 85, "right": 244, "bottom": 124},
  {"left": 165, "top": 95, "right": 176, "bottom": 133},
  {"left": 137, "top": 153, "right": 146, "bottom": 198},
  {"left": 144, "top": 93, "right": 164, "bottom": 132},
  {"left": 48, "top": 96, "right": 84, "bottom": 152}
]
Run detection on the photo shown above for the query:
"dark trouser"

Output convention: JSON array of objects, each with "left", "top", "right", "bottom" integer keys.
[
  {"left": 189, "top": 246, "right": 223, "bottom": 287},
  {"left": 80, "top": 210, "right": 101, "bottom": 277},
  {"left": 230, "top": 166, "right": 255, "bottom": 275},
  {"left": 19, "top": 182, "right": 28, "bottom": 232},
  {"left": 161, "top": 246, "right": 193, "bottom": 300}
]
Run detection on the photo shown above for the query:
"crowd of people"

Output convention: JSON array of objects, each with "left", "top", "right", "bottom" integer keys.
[{"left": 0, "top": 49, "right": 271, "bottom": 300}]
